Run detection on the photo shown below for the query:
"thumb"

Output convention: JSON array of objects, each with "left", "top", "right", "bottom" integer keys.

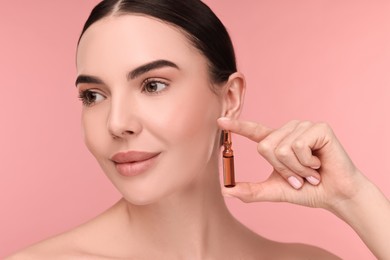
[{"left": 222, "top": 178, "right": 289, "bottom": 203}]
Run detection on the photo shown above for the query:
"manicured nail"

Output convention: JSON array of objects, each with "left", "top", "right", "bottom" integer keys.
[
  {"left": 288, "top": 176, "right": 302, "bottom": 189},
  {"left": 311, "top": 165, "right": 321, "bottom": 170},
  {"left": 306, "top": 176, "right": 320, "bottom": 185}
]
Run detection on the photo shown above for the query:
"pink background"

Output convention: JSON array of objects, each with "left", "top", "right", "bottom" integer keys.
[{"left": 1, "top": 1, "right": 389, "bottom": 258}]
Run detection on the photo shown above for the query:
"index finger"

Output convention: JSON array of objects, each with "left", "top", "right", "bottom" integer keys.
[{"left": 217, "top": 117, "right": 273, "bottom": 142}]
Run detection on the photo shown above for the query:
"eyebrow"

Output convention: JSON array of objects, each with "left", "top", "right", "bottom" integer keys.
[
  {"left": 75, "top": 75, "right": 104, "bottom": 86},
  {"left": 75, "top": 59, "right": 180, "bottom": 87},
  {"left": 128, "top": 59, "right": 179, "bottom": 80}
]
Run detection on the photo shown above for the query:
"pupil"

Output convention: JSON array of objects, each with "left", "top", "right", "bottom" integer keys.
[
  {"left": 148, "top": 82, "right": 158, "bottom": 92},
  {"left": 88, "top": 92, "right": 96, "bottom": 102}
]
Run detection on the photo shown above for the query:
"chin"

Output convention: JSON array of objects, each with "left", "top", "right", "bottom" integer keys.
[
  {"left": 113, "top": 179, "right": 174, "bottom": 206},
  {"left": 121, "top": 192, "right": 162, "bottom": 206},
  {"left": 116, "top": 176, "right": 196, "bottom": 206},
  {"left": 101, "top": 157, "right": 203, "bottom": 206}
]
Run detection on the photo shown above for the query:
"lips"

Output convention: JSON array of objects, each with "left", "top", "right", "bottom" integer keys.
[{"left": 111, "top": 151, "right": 160, "bottom": 177}]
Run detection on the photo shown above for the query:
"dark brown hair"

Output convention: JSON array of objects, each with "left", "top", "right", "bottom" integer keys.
[{"left": 78, "top": 0, "right": 237, "bottom": 84}]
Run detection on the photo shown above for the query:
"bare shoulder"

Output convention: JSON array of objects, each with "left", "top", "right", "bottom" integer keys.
[
  {"left": 271, "top": 241, "right": 341, "bottom": 259},
  {"left": 5, "top": 201, "right": 124, "bottom": 260},
  {"left": 4, "top": 229, "right": 88, "bottom": 260},
  {"left": 4, "top": 239, "right": 80, "bottom": 260},
  {"left": 232, "top": 223, "right": 340, "bottom": 259},
  {"left": 5, "top": 248, "right": 114, "bottom": 260},
  {"left": 4, "top": 227, "right": 115, "bottom": 260},
  {"left": 5, "top": 251, "right": 77, "bottom": 260}
]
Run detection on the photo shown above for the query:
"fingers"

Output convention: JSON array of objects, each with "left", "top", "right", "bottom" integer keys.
[
  {"left": 217, "top": 117, "right": 273, "bottom": 142},
  {"left": 278, "top": 121, "right": 322, "bottom": 169},
  {"left": 218, "top": 118, "right": 330, "bottom": 190},
  {"left": 221, "top": 172, "right": 303, "bottom": 203},
  {"left": 256, "top": 121, "right": 305, "bottom": 189},
  {"left": 255, "top": 120, "right": 323, "bottom": 189},
  {"left": 219, "top": 119, "right": 352, "bottom": 208},
  {"left": 273, "top": 121, "right": 322, "bottom": 186}
]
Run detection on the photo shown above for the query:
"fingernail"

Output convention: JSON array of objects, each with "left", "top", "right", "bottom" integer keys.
[
  {"left": 311, "top": 165, "right": 320, "bottom": 170},
  {"left": 288, "top": 176, "right": 302, "bottom": 189},
  {"left": 218, "top": 117, "right": 231, "bottom": 121},
  {"left": 306, "top": 176, "right": 320, "bottom": 185}
]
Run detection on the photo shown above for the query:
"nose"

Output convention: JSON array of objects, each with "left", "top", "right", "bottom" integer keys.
[{"left": 107, "top": 95, "right": 142, "bottom": 139}]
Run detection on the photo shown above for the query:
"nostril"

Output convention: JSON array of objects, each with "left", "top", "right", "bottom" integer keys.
[
  {"left": 111, "top": 130, "right": 134, "bottom": 139},
  {"left": 107, "top": 110, "right": 142, "bottom": 138}
]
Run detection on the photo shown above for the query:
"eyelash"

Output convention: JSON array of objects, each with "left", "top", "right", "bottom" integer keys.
[
  {"left": 78, "top": 79, "right": 170, "bottom": 107},
  {"left": 141, "top": 78, "right": 170, "bottom": 95},
  {"left": 78, "top": 89, "right": 104, "bottom": 107}
]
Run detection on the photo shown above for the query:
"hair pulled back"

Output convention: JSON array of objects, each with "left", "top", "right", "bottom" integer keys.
[{"left": 78, "top": 0, "right": 237, "bottom": 84}]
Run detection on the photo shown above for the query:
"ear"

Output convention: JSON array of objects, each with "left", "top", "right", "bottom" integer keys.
[{"left": 221, "top": 72, "right": 246, "bottom": 119}]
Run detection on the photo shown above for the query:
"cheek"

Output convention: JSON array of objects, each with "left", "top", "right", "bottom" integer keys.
[
  {"left": 81, "top": 107, "right": 108, "bottom": 158},
  {"left": 148, "top": 86, "right": 222, "bottom": 175},
  {"left": 151, "top": 87, "right": 221, "bottom": 144}
]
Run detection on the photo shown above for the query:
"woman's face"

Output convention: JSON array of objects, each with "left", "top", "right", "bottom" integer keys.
[{"left": 76, "top": 15, "right": 224, "bottom": 204}]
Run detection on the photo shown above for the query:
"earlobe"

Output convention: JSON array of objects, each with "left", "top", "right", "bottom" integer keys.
[{"left": 222, "top": 72, "right": 246, "bottom": 119}]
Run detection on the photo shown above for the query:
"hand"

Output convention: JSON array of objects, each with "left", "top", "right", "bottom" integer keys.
[
  {"left": 218, "top": 117, "right": 366, "bottom": 210},
  {"left": 217, "top": 117, "right": 390, "bottom": 258}
]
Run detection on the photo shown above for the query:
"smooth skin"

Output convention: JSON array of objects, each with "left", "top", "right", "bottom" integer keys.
[{"left": 6, "top": 14, "right": 389, "bottom": 259}]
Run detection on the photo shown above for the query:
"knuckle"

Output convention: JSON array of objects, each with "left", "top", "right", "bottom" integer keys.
[
  {"left": 242, "top": 184, "right": 259, "bottom": 203},
  {"left": 248, "top": 185, "right": 258, "bottom": 202},
  {"left": 316, "top": 122, "right": 332, "bottom": 133},
  {"left": 292, "top": 139, "right": 305, "bottom": 150},
  {"left": 286, "top": 120, "right": 300, "bottom": 128},
  {"left": 275, "top": 146, "right": 291, "bottom": 159},
  {"left": 293, "top": 166, "right": 307, "bottom": 175},
  {"left": 257, "top": 141, "right": 272, "bottom": 155},
  {"left": 298, "top": 156, "right": 311, "bottom": 167},
  {"left": 298, "top": 120, "right": 313, "bottom": 128}
]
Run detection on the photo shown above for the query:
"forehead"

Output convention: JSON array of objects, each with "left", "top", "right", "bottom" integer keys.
[{"left": 76, "top": 14, "right": 201, "bottom": 73}]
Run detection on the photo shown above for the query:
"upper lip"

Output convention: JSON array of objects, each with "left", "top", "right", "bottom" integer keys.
[{"left": 111, "top": 151, "right": 160, "bottom": 164}]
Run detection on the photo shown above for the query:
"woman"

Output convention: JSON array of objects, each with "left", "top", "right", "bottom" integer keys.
[{"left": 6, "top": 0, "right": 390, "bottom": 259}]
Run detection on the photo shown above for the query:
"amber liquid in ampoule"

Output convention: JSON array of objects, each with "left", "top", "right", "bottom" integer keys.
[{"left": 223, "top": 130, "right": 235, "bottom": 187}]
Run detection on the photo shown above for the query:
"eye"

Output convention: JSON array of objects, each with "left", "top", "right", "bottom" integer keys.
[
  {"left": 142, "top": 79, "right": 169, "bottom": 94},
  {"left": 78, "top": 89, "right": 105, "bottom": 107}
]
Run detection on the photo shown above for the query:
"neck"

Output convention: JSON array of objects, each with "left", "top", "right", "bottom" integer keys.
[{"left": 118, "top": 157, "right": 240, "bottom": 258}]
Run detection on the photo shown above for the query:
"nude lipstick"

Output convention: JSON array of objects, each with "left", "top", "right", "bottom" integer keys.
[
  {"left": 222, "top": 130, "right": 235, "bottom": 187},
  {"left": 111, "top": 151, "right": 160, "bottom": 177}
]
